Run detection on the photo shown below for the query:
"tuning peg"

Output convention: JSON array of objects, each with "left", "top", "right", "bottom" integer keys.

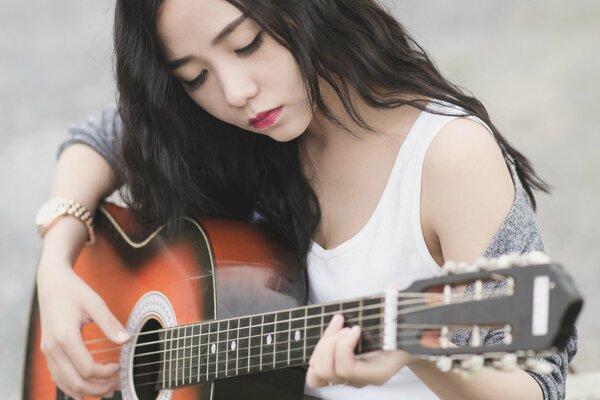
[
  {"left": 461, "top": 355, "right": 485, "bottom": 371},
  {"left": 441, "top": 260, "right": 457, "bottom": 275},
  {"left": 522, "top": 359, "right": 554, "bottom": 374},
  {"left": 522, "top": 251, "right": 551, "bottom": 266},
  {"left": 494, "top": 353, "right": 518, "bottom": 370},
  {"left": 474, "top": 256, "right": 494, "bottom": 271},
  {"left": 435, "top": 356, "right": 453, "bottom": 372},
  {"left": 442, "top": 260, "right": 480, "bottom": 274}
]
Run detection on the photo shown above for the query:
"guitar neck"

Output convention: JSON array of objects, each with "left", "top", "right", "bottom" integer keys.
[
  {"left": 157, "top": 296, "right": 385, "bottom": 389},
  {"left": 148, "top": 261, "right": 581, "bottom": 391}
]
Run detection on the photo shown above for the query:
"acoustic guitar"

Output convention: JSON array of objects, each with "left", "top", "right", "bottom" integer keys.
[{"left": 22, "top": 202, "right": 582, "bottom": 399}]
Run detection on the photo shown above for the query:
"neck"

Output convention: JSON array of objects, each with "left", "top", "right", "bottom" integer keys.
[{"left": 155, "top": 296, "right": 385, "bottom": 390}]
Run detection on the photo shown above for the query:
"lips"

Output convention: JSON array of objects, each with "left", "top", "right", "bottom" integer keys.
[{"left": 249, "top": 106, "right": 283, "bottom": 129}]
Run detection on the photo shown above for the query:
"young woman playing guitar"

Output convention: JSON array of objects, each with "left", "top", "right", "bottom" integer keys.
[{"left": 34, "top": 0, "right": 577, "bottom": 399}]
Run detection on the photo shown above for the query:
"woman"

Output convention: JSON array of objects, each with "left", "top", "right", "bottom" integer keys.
[{"left": 36, "top": 0, "right": 576, "bottom": 399}]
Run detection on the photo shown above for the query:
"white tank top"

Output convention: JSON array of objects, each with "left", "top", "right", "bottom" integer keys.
[{"left": 304, "top": 104, "right": 475, "bottom": 399}]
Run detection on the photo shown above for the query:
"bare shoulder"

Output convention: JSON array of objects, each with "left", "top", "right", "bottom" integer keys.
[{"left": 420, "top": 117, "right": 515, "bottom": 264}]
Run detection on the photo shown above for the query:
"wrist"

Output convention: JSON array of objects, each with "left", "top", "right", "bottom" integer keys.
[
  {"left": 36, "top": 197, "right": 95, "bottom": 245},
  {"left": 39, "top": 218, "right": 88, "bottom": 266}
]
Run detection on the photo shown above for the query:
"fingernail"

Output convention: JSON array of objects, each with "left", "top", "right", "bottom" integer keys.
[
  {"left": 117, "top": 331, "right": 130, "bottom": 342},
  {"left": 351, "top": 325, "right": 361, "bottom": 333}
]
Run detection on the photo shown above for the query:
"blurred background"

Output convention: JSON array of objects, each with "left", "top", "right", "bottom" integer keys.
[{"left": 1, "top": 0, "right": 598, "bottom": 398}]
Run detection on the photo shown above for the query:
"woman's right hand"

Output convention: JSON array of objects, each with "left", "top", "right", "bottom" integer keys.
[{"left": 37, "top": 257, "right": 130, "bottom": 399}]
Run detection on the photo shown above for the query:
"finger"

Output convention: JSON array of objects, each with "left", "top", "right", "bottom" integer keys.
[
  {"left": 305, "top": 365, "right": 327, "bottom": 388},
  {"left": 322, "top": 314, "right": 344, "bottom": 336},
  {"left": 333, "top": 325, "right": 361, "bottom": 381},
  {"left": 349, "top": 350, "right": 412, "bottom": 386},
  {"left": 334, "top": 325, "right": 361, "bottom": 371},
  {"left": 47, "top": 355, "right": 81, "bottom": 400},
  {"left": 307, "top": 327, "right": 352, "bottom": 388},
  {"left": 63, "top": 334, "right": 120, "bottom": 380},
  {"left": 85, "top": 295, "right": 130, "bottom": 345},
  {"left": 53, "top": 348, "right": 118, "bottom": 397}
]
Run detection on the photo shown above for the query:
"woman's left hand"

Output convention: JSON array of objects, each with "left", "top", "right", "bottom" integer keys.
[{"left": 306, "top": 314, "right": 415, "bottom": 388}]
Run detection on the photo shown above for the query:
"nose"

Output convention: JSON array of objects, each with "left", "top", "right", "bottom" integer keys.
[{"left": 218, "top": 68, "right": 259, "bottom": 108}]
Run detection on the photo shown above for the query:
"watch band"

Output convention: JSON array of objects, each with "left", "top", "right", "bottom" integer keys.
[{"left": 37, "top": 198, "right": 95, "bottom": 245}]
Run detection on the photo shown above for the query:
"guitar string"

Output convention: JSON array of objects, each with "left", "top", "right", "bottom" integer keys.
[
  {"left": 87, "top": 289, "right": 488, "bottom": 356},
  {"left": 95, "top": 317, "right": 472, "bottom": 365},
  {"left": 116, "top": 293, "right": 485, "bottom": 362},
  {"left": 130, "top": 315, "right": 510, "bottom": 390},
  {"left": 125, "top": 309, "right": 491, "bottom": 379},
  {"left": 129, "top": 334, "right": 428, "bottom": 385},
  {"left": 92, "top": 288, "right": 503, "bottom": 363},
  {"left": 86, "top": 295, "right": 441, "bottom": 356},
  {"left": 104, "top": 300, "right": 496, "bottom": 377},
  {"left": 127, "top": 327, "right": 465, "bottom": 371},
  {"left": 81, "top": 290, "right": 481, "bottom": 346}
]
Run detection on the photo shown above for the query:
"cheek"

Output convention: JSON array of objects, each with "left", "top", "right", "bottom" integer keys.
[{"left": 188, "top": 91, "right": 230, "bottom": 122}]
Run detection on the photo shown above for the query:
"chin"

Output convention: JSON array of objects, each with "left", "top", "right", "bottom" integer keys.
[{"left": 262, "top": 125, "right": 305, "bottom": 143}]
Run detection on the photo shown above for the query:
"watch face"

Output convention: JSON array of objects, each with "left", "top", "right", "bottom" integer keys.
[{"left": 35, "top": 199, "right": 64, "bottom": 226}]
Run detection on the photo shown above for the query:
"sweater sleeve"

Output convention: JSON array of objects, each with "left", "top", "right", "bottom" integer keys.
[
  {"left": 57, "top": 105, "right": 123, "bottom": 179},
  {"left": 450, "top": 159, "right": 578, "bottom": 400}
]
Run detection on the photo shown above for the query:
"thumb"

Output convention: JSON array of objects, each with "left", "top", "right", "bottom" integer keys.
[{"left": 86, "top": 295, "right": 130, "bottom": 344}]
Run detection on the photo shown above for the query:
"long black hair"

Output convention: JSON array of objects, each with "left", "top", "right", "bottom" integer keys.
[{"left": 114, "top": 0, "right": 549, "bottom": 264}]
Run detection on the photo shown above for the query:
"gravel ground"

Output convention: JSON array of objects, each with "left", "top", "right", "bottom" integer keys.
[{"left": 1, "top": 1, "right": 598, "bottom": 398}]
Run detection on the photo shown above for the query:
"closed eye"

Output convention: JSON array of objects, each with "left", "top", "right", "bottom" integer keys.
[
  {"left": 183, "top": 30, "right": 264, "bottom": 91},
  {"left": 235, "top": 30, "right": 264, "bottom": 58},
  {"left": 184, "top": 70, "right": 207, "bottom": 90}
]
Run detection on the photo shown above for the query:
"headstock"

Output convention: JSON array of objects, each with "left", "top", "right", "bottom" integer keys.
[{"left": 396, "top": 252, "right": 582, "bottom": 375}]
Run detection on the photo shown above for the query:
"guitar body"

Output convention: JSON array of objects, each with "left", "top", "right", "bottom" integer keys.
[{"left": 23, "top": 203, "right": 307, "bottom": 400}]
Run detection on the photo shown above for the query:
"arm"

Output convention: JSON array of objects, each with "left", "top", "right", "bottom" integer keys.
[
  {"left": 306, "top": 118, "right": 574, "bottom": 399},
  {"left": 412, "top": 117, "right": 544, "bottom": 399},
  {"left": 36, "top": 107, "right": 127, "bottom": 399}
]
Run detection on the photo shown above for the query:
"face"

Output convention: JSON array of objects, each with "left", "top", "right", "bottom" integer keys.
[{"left": 157, "top": 0, "right": 313, "bottom": 142}]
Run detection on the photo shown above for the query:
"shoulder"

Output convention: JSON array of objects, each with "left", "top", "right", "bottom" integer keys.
[{"left": 420, "top": 117, "right": 516, "bottom": 264}]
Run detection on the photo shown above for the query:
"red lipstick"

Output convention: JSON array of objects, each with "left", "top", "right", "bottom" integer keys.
[{"left": 249, "top": 106, "right": 283, "bottom": 129}]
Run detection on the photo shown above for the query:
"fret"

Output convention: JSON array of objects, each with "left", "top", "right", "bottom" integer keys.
[
  {"left": 224, "top": 320, "right": 230, "bottom": 377},
  {"left": 289, "top": 308, "right": 306, "bottom": 366},
  {"left": 185, "top": 325, "right": 192, "bottom": 384},
  {"left": 227, "top": 319, "right": 239, "bottom": 377},
  {"left": 303, "top": 307, "right": 308, "bottom": 363},
  {"left": 207, "top": 321, "right": 218, "bottom": 382},
  {"left": 357, "top": 299, "right": 364, "bottom": 353},
  {"left": 341, "top": 301, "right": 360, "bottom": 354},
  {"left": 262, "top": 313, "right": 275, "bottom": 370},
  {"left": 305, "top": 306, "right": 323, "bottom": 360},
  {"left": 287, "top": 310, "right": 292, "bottom": 365},
  {"left": 177, "top": 326, "right": 186, "bottom": 385},
  {"left": 361, "top": 297, "right": 384, "bottom": 352},
  {"left": 249, "top": 315, "right": 262, "bottom": 373},
  {"left": 192, "top": 324, "right": 201, "bottom": 384},
  {"left": 320, "top": 306, "right": 325, "bottom": 336},
  {"left": 217, "top": 320, "right": 228, "bottom": 378},
  {"left": 169, "top": 327, "right": 177, "bottom": 387},
  {"left": 159, "top": 328, "right": 168, "bottom": 389},
  {"left": 275, "top": 311, "right": 290, "bottom": 369},
  {"left": 238, "top": 317, "right": 250, "bottom": 374},
  {"left": 159, "top": 329, "right": 169, "bottom": 389},
  {"left": 199, "top": 323, "right": 209, "bottom": 383},
  {"left": 323, "top": 303, "right": 342, "bottom": 328},
  {"left": 341, "top": 300, "right": 360, "bottom": 326}
]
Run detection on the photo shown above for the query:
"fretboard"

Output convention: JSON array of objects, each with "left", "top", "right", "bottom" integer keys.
[{"left": 155, "top": 296, "right": 384, "bottom": 389}]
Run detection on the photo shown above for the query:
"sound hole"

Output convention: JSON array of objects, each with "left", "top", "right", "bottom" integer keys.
[{"left": 133, "top": 318, "right": 162, "bottom": 399}]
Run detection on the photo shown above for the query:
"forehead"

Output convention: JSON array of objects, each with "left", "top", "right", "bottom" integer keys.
[{"left": 157, "top": 0, "right": 243, "bottom": 59}]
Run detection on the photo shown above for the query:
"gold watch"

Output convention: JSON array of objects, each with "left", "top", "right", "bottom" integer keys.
[{"left": 35, "top": 197, "right": 95, "bottom": 245}]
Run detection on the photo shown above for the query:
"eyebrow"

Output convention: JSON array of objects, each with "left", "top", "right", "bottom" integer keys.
[{"left": 168, "top": 14, "right": 248, "bottom": 71}]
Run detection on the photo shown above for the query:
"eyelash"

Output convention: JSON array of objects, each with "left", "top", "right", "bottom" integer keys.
[{"left": 185, "top": 30, "right": 264, "bottom": 90}]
